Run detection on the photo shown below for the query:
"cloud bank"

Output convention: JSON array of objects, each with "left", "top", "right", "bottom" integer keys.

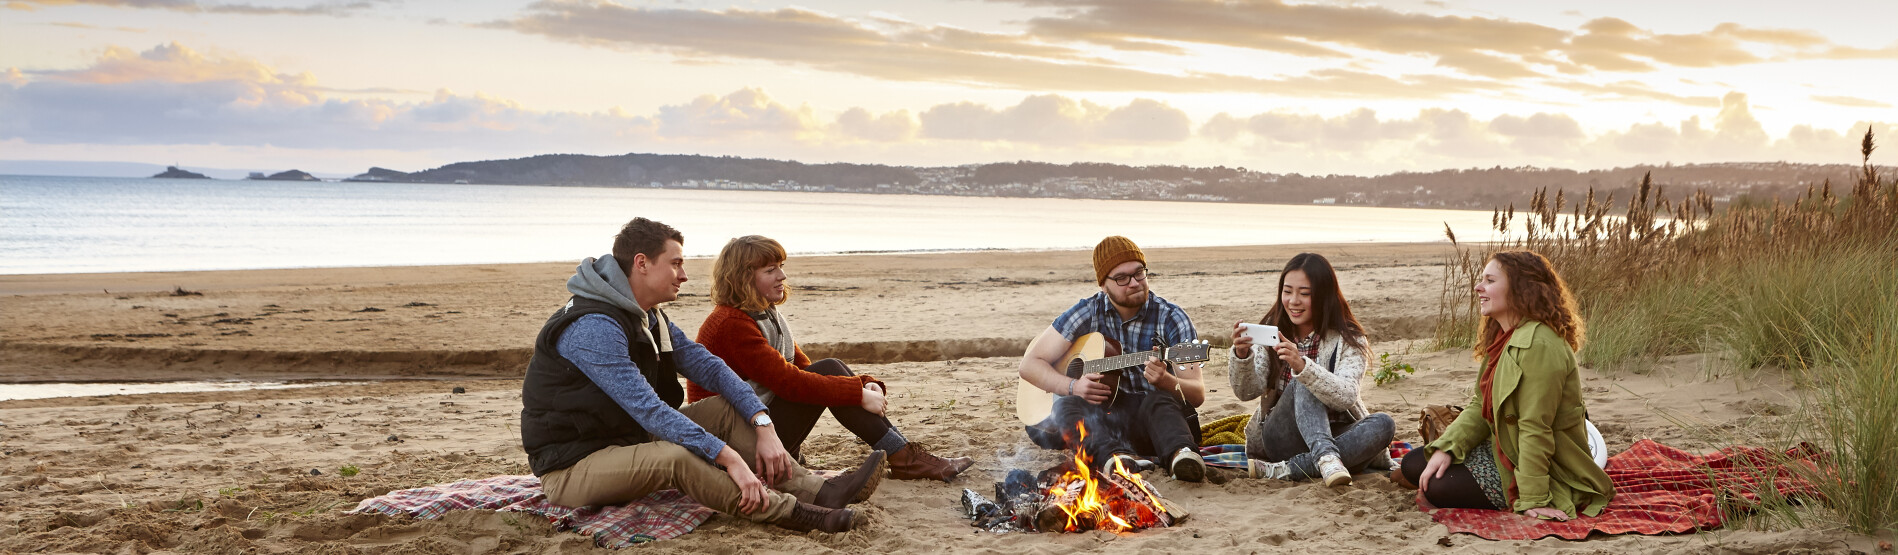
[
  {"left": 484, "top": 0, "right": 1898, "bottom": 104},
  {"left": 1, "top": 43, "right": 1891, "bottom": 175},
  {"left": 4, "top": 0, "right": 392, "bottom": 16}
]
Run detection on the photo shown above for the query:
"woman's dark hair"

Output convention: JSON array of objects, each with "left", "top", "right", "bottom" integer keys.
[{"left": 1261, "top": 253, "right": 1368, "bottom": 352}]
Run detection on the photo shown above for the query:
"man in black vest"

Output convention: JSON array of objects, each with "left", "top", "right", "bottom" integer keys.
[{"left": 521, "top": 217, "right": 884, "bottom": 533}]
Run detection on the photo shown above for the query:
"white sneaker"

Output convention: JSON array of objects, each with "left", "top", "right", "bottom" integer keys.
[
  {"left": 1247, "top": 458, "right": 1292, "bottom": 480},
  {"left": 1170, "top": 448, "right": 1206, "bottom": 483},
  {"left": 1317, "top": 454, "right": 1352, "bottom": 487}
]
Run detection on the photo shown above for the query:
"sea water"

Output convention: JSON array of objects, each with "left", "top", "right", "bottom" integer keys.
[
  {"left": 1, "top": 175, "right": 1503, "bottom": 274},
  {"left": 0, "top": 380, "right": 361, "bottom": 402}
]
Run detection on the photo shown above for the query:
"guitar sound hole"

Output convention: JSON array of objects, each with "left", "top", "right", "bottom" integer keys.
[{"left": 1065, "top": 359, "right": 1086, "bottom": 379}]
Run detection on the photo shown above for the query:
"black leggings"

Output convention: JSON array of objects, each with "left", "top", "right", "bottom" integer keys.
[
  {"left": 1400, "top": 448, "right": 1501, "bottom": 511},
  {"left": 767, "top": 359, "right": 906, "bottom": 459}
]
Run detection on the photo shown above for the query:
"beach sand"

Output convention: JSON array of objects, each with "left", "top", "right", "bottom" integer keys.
[{"left": 0, "top": 245, "right": 1871, "bottom": 553}]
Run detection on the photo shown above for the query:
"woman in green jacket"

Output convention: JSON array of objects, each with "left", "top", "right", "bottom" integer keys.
[{"left": 1399, "top": 251, "right": 1614, "bottom": 521}]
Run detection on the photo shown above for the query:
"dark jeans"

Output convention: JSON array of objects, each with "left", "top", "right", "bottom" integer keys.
[
  {"left": 1399, "top": 448, "right": 1501, "bottom": 510},
  {"left": 1043, "top": 389, "right": 1198, "bottom": 469},
  {"left": 767, "top": 358, "right": 907, "bottom": 459},
  {"left": 1251, "top": 380, "right": 1395, "bottom": 481}
]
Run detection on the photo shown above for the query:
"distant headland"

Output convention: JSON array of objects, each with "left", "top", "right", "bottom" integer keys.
[
  {"left": 135, "top": 152, "right": 1891, "bottom": 209},
  {"left": 150, "top": 166, "right": 209, "bottom": 179},
  {"left": 330, "top": 153, "right": 1889, "bottom": 209}
]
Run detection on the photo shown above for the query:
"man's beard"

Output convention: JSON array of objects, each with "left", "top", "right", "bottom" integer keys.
[{"left": 1108, "top": 287, "right": 1147, "bottom": 311}]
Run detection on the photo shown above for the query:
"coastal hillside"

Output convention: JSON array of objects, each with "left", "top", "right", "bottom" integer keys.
[{"left": 366, "top": 152, "right": 1890, "bottom": 209}]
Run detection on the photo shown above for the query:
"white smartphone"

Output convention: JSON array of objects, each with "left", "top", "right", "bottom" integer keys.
[{"left": 1238, "top": 323, "right": 1279, "bottom": 345}]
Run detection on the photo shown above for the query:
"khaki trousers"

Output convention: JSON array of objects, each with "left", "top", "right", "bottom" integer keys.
[{"left": 540, "top": 397, "right": 825, "bottom": 523}]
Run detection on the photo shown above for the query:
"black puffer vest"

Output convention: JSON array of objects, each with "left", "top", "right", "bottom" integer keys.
[{"left": 520, "top": 296, "right": 683, "bottom": 476}]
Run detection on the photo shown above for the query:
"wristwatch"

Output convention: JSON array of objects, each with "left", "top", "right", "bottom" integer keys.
[{"left": 751, "top": 413, "right": 773, "bottom": 427}]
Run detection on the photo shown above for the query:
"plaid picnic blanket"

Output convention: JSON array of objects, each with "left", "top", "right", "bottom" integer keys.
[
  {"left": 1198, "top": 442, "right": 1411, "bottom": 470},
  {"left": 348, "top": 475, "right": 715, "bottom": 547},
  {"left": 1427, "top": 438, "right": 1825, "bottom": 540}
]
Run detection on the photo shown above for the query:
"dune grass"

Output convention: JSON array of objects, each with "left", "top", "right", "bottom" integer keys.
[
  {"left": 1788, "top": 288, "right": 1898, "bottom": 535},
  {"left": 1432, "top": 127, "right": 1897, "bottom": 534}
]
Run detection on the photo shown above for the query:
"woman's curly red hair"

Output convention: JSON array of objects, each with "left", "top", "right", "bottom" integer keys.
[{"left": 1478, "top": 250, "right": 1586, "bottom": 357}]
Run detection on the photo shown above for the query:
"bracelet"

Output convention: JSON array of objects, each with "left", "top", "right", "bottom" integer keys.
[{"left": 1066, "top": 378, "right": 1076, "bottom": 396}]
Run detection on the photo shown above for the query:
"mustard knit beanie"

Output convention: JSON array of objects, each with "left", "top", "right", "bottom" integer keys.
[{"left": 1092, "top": 236, "right": 1146, "bottom": 285}]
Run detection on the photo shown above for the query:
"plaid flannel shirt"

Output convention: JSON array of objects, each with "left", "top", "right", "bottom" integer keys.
[{"left": 1051, "top": 291, "right": 1197, "bottom": 394}]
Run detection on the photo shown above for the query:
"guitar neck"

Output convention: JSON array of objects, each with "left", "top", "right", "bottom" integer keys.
[{"left": 1080, "top": 351, "right": 1189, "bottom": 375}]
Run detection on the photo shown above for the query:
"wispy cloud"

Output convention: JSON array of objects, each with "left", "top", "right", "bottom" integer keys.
[
  {"left": 49, "top": 21, "right": 147, "bottom": 31},
  {"left": 1552, "top": 79, "right": 1722, "bottom": 108},
  {"left": 999, "top": 0, "right": 1896, "bottom": 75},
  {"left": 487, "top": 0, "right": 1894, "bottom": 106},
  {"left": 1810, "top": 95, "right": 1892, "bottom": 109},
  {"left": 488, "top": 2, "right": 1504, "bottom": 98},
  {"left": 5, "top": 0, "right": 392, "bottom": 16},
  {"left": 920, "top": 96, "right": 1190, "bottom": 144}
]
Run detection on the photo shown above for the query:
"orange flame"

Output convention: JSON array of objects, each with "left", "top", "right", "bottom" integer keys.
[{"left": 1043, "top": 421, "right": 1170, "bottom": 533}]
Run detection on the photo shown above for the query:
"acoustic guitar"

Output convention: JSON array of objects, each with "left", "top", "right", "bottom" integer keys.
[{"left": 1015, "top": 332, "right": 1212, "bottom": 425}]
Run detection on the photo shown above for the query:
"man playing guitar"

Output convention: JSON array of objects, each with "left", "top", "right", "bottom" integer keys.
[{"left": 1017, "top": 236, "right": 1208, "bottom": 482}]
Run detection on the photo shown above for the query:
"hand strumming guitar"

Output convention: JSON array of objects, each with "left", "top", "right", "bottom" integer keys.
[{"left": 1071, "top": 373, "right": 1113, "bottom": 405}]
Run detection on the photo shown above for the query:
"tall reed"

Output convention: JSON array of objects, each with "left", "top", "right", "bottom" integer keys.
[{"left": 1433, "top": 127, "right": 1897, "bottom": 371}]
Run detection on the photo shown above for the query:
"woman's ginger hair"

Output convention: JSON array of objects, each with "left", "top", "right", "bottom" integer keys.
[
  {"left": 1477, "top": 250, "right": 1586, "bottom": 358},
  {"left": 710, "top": 235, "right": 788, "bottom": 312}
]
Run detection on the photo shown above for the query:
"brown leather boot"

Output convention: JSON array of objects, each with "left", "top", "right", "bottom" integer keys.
[
  {"left": 774, "top": 502, "right": 858, "bottom": 533},
  {"left": 887, "top": 443, "right": 975, "bottom": 482},
  {"left": 814, "top": 450, "right": 887, "bottom": 509}
]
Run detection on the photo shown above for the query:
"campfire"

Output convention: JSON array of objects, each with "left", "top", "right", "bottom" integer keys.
[{"left": 964, "top": 423, "right": 1189, "bottom": 533}]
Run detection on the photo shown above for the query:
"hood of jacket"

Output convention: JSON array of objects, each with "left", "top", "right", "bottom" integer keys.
[{"left": 565, "top": 254, "right": 673, "bottom": 353}]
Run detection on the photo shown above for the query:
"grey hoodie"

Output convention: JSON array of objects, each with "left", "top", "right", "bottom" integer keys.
[{"left": 565, "top": 254, "right": 673, "bottom": 354}]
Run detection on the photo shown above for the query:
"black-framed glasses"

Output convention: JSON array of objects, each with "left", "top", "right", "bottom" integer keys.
[{"left": 1107, "top": 267, "right": 1150, "bottom": 286}]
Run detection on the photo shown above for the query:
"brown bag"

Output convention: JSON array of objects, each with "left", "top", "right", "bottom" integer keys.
[{"left": 1419, "top": 405, "right": 1463, "bottom": 444}]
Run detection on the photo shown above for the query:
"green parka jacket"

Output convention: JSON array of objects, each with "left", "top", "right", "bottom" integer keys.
[{"left": 1425, "top": 320, "right": 1615, "bottom": 518}]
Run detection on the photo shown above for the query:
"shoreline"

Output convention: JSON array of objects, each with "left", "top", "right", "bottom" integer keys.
[{"left": 0, "top": 242, "right": 1453, "bottom": 296}]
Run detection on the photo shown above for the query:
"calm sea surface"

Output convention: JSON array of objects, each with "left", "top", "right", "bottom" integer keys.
[{"left": 1, "top": 175, "right": 1503, "bottom": 275}]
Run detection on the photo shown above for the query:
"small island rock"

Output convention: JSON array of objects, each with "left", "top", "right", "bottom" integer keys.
[{"left": 151, "top": 166, "right": 210, "bottom": 179}]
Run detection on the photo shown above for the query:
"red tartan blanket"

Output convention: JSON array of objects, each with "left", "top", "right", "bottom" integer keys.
[
  {"left": 1427, "top": 438, "right": 1824, "bottom": 540},
  {"left": 348, "top": 475, "right": 715, "bottom": 547}
]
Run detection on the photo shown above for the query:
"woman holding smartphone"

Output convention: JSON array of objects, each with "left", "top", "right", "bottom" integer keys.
[
  {"left": 1400, "top": 251, "right": 1613, "bottom": 520},
  {"left": 1229, "top": 253, "right": 1395, "bottom": 486}
]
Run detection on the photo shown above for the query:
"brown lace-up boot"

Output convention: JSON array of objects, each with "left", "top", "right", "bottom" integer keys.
[
  {"left": 887, "top": 443, "right": 975, "bottom": 482},
  {"left": 774, "top": 502, "right": 858, "bottom": 533},
  {"left": 815, "top": 450, "right": 887, "bottom": 508}
]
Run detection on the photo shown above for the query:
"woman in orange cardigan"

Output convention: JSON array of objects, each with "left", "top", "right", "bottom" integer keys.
[{"left": 689, "top": 235, "right": 974, "bottom": 481}]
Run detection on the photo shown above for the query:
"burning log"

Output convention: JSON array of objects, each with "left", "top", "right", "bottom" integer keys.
[
  {"left": 1034, "top": 479, "right": 1096, "bottom": 532},
  {"left": 1102, "top": 461, "right": 1188, "bottom": 526},
  {"left": 974, "top": 422, "right": 1188, "bottom": 534}
]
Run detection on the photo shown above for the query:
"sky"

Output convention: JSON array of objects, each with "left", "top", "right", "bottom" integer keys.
[{"left": 2, "top": 0, "right": 1894, "bottom": 176}]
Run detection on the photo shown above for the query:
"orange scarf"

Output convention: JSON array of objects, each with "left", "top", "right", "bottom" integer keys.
[{"left": 1479, "top": 329, "right": 1519, "bottom": 504}]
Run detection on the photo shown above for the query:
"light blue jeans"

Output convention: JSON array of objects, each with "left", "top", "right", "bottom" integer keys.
[{"left": 1246, "top": 380, "right": 1395, "bottom": 480}]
